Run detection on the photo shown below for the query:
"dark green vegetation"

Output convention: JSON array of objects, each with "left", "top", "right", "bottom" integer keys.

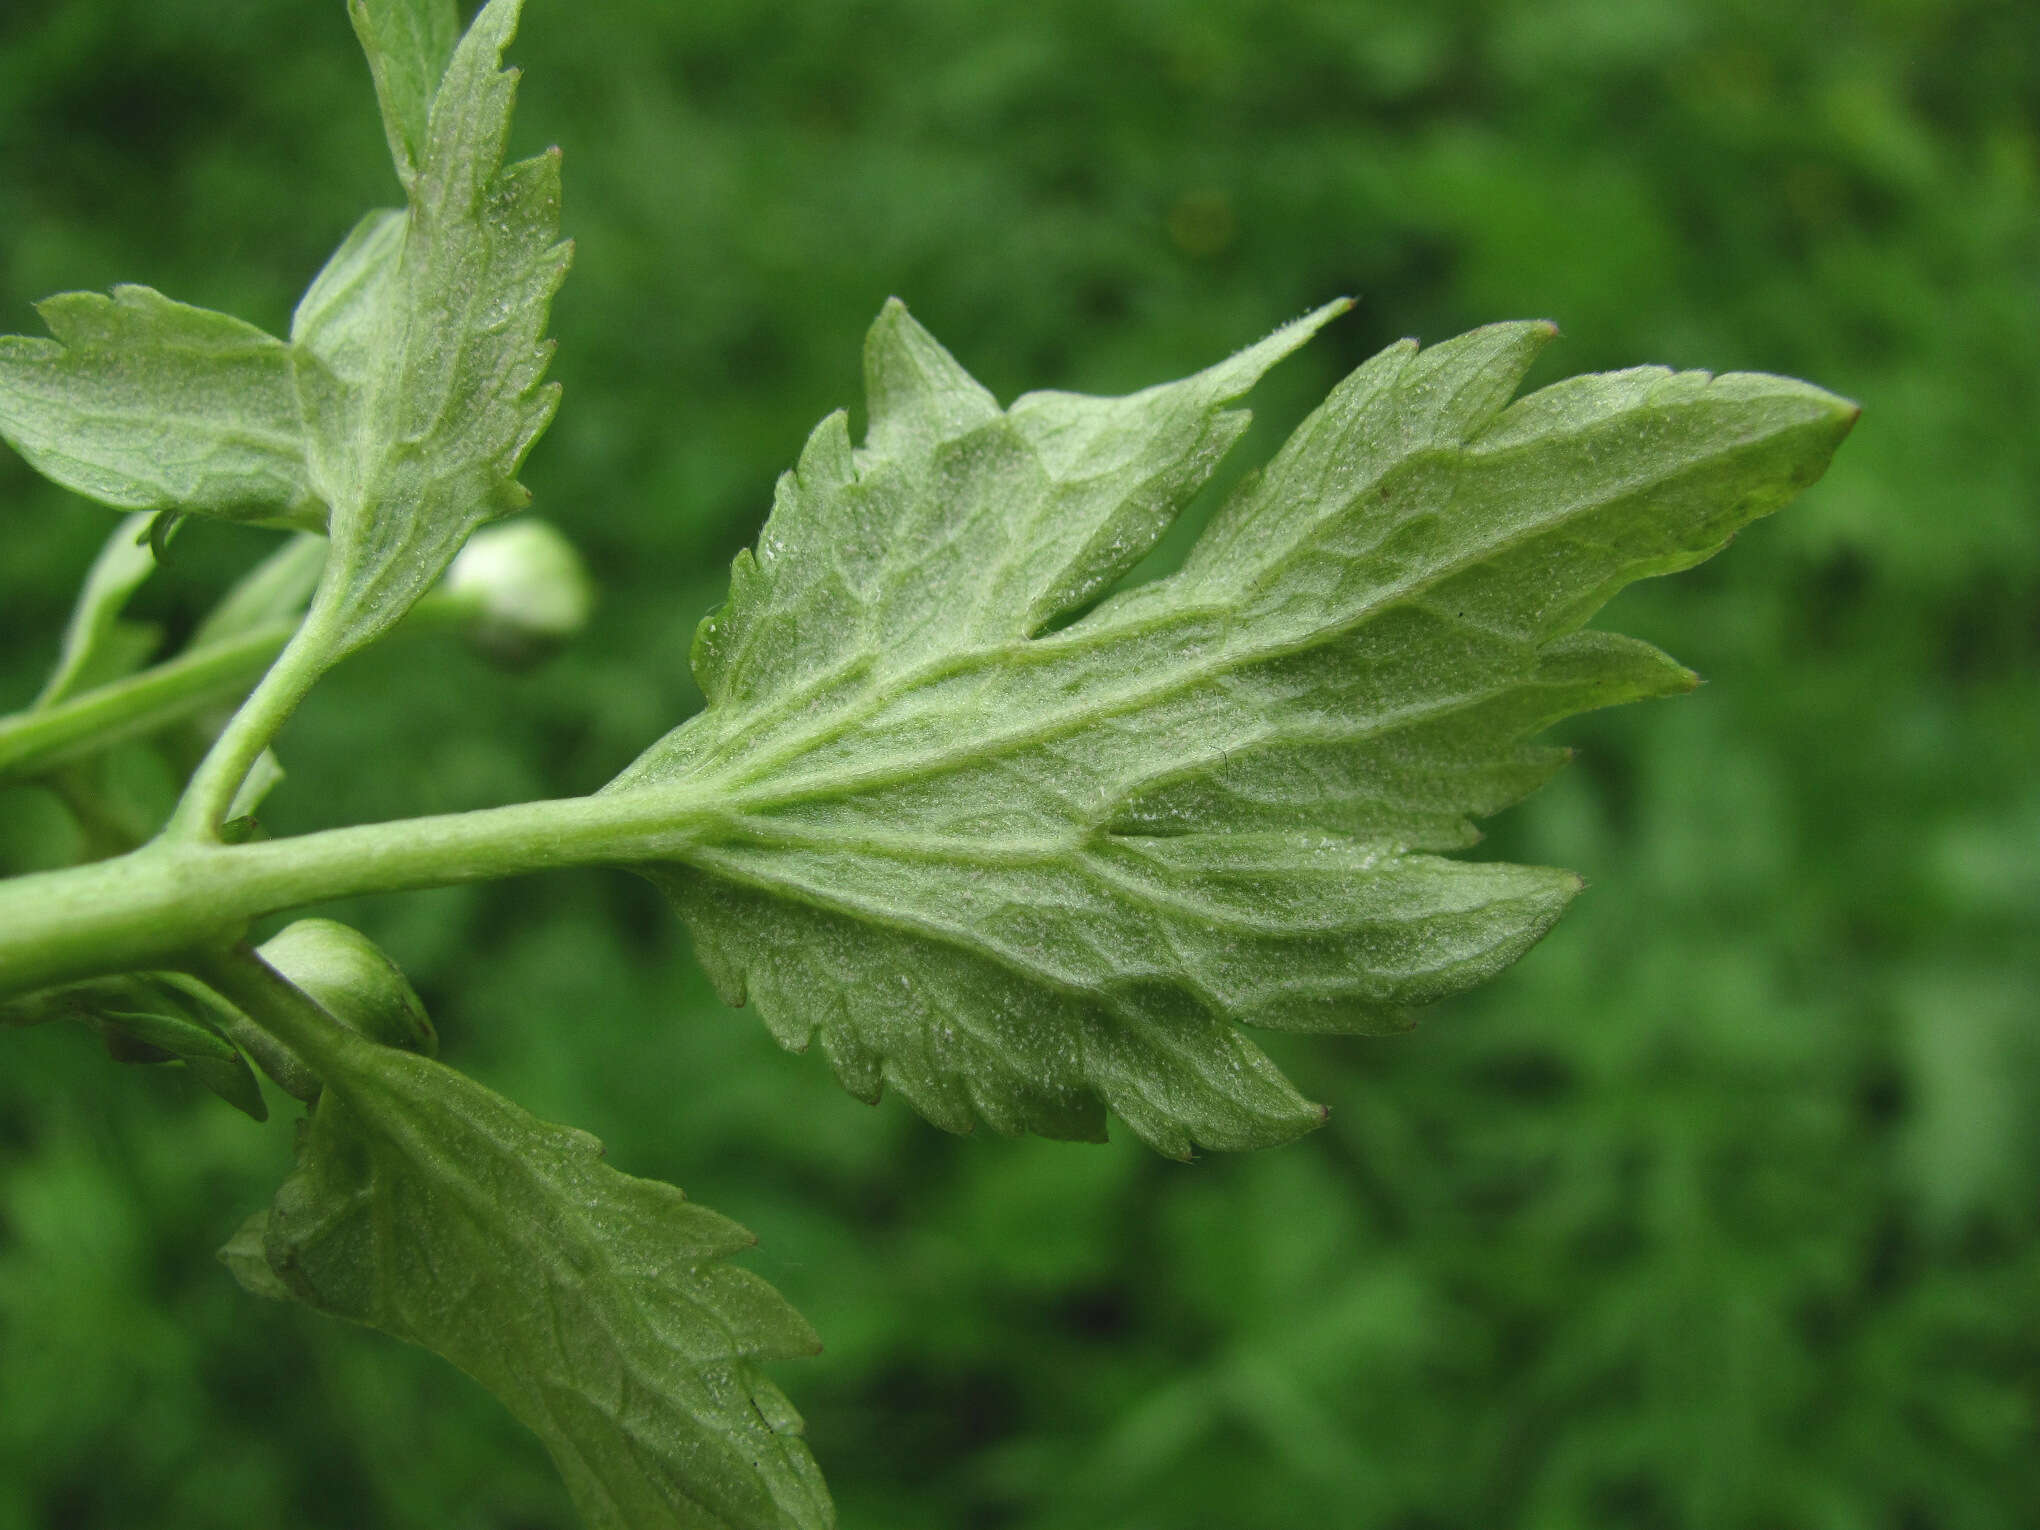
[{"left": 1, "top": 0, "right": 2034, "bottom": 1526}]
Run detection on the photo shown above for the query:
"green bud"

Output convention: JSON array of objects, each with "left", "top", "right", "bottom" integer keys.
[
  {"left": 258, "top": 919, "right": 437, "bottom": 1057},
  {"left": 445, "top": 518, "right": 594, "bottom": 665}
]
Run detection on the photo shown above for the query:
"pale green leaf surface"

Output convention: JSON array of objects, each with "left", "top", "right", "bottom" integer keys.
[
  {"left": 291, "top": 209, "right": 407, "bottom": 400},
  {"left": 348, "top": 0, "right": 462, "bottom": 180},
  {"left": 0, "top": 0, "right": 564, "bottom": 676},
  {"left": 0, "top": 286, "right": 314, "bottom": 524},
  {"left": 220, "top": 1209, "right": 293, "bottom": 1302},
  {"left": 295, "top": 0, "right": 571, "bottom": 659},
  {"left": 34, "top": 513, "right": 159, "bottom": 708},
  {"left": 611, "top": 307, "right": 1856, "bottom": 1157},
  {"left": 241, "top": 1026, "right": 832, "bottom": 1530}
]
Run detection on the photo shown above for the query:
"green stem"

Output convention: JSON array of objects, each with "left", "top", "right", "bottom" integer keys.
[
  {"left": 0, "top": 622, "right": 296, "bottom": 779},
  {"left": 0, "top": 594, "right": 474, "bottom": 784},
  {"left": 0, "top": 785, "right": 715, "bottom": 1001},
  {"left": 167, "top": 618, "right": 337, "bottom": 841}
]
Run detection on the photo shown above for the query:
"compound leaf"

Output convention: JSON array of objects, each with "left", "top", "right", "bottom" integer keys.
[
  {"left": 295, "top": 0, "right": 572, "bottom": 659},
  {"left": 231, "top": 1025, "right": 831, "bottom": 1530},
  {"left": 0, "top": 0, "right": 564, "bottom": 672},
  {"left": 0, "top": 287, "right": 315, "bottom": 525},
  {"left": 609, "top": 306, "right": 1856, "bottom": 1157}
]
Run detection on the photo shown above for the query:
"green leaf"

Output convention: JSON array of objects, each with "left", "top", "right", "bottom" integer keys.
[
  {"left": 0, "top": 286, "right": 316, "bottom": 525},
  {"left": 0, "top": 0, "right": 565, "bottom": 675},
  {"left": 608, "top": 307, "right": 1857, "bottom": 1157},
  {"left": 238, "top": 1026, "right": 832, "bottom": 1530},
  {"left": 295, "top": 0, "right": 571, "bottom": 659},
  {"left": 0, "top": 973, "right": 267, "bottom": 1121},
  {"left": 348, "top": 0, "right": 462, "bottom": 181},
  {"left": 34, "top": 513, "right": 160, "bottom": 708},
  {"left": 292, "top": 209, "right": 407, "bottom": 398},
  {"left": 220, "top": 1209, "right": 293, "bottom": 1302}
]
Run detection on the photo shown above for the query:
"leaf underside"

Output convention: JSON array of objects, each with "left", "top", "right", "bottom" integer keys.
[
  {"left": 610, "top": 303, "right": 1856, "bottom": 1158},
  {"left": 0, "top": 288, "right": 315, "bottom": 524},
  {"left": 296, "top": 0, "right": 571, "bottom": 657},
  {"left": 233, "top": 1025, "right": 832, "bottom": 1530},
  {"left": 0, "top": 0, "right": 568, "bottom": 666}
]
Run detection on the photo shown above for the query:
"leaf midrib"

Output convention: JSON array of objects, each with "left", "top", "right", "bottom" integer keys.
[
  {"left": 690, "top": 427, "right": 1735, "bottom": 819},
  {"left": 337, "top": 1057, "right": 759, "bottom": 1363}
]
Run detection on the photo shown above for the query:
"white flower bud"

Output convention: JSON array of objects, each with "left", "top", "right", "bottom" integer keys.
[{"left": 445, "top": 518, "right": 594, "bottom": 665}]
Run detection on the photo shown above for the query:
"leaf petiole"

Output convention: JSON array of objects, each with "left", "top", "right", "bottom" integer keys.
[
  {"left": 0, "top": 619, "right": 297, "bottom": 779},
  {"left": 0, "top": 783, "right": 720, "bottom": 1001},
  {"left": 166, "top": 603, "right": 349, "bottom": 841}
]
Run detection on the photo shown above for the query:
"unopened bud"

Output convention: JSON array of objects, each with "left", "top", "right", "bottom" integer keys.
[
  {"left": 445, "top": 518, "right": 594, "bottom": 665},
  {"left": 258, "top": 919, "right": 437, "bottom": 1057}
]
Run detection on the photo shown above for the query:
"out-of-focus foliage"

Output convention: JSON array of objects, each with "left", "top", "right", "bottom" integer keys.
[{"left": 0, "top": 0, "right": 2033, "bottom": 1526}]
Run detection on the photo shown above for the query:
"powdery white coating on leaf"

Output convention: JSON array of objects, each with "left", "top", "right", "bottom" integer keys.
[{"left": 610, "top": 306, "right": 1855, "bottom": 1158}]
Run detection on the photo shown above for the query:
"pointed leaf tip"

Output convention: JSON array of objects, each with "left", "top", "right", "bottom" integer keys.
[
  {"left": 350, "top": 0, "right": 461, "bottom": 179},
  {"left": 0, "top": 286, "right": 313, "bottom": 524},
  {"left": 863, "top": 299, "right": 1000, "bottom": 455},
  {"left": 301, "top": 0, "right": 569, "bottom": 662},
  {"left": 250, "top": 1038, "right": 834, "bottom": 1530},
  {"left": 617, "top": 313, "right": 1853, "bottom": 1158}
]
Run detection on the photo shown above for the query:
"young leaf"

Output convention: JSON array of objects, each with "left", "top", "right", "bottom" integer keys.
[
  {"left": 219, "top": 1209, "right": 293, "bottom": 1303},
  {"left": 0, "top": 973, "right": 267, "bottom": 1120},
  {"left": 0, "top": 0, "right": 562, "bottom": 672},
  {"left": 234, "top": 1023, "right": 832, "bottom": 1530},
  {"left": 292, "top": 209, "right": 407, "bottom": 392},
  {"left": 34, "top": 513, "right": 161, "bottom": 708},
  {"left": 607, "top": 307, "right": 1857, "bottom": 1157},
  {"left": 95, "top": 997, "right": 270, "bottom": 1123},
  {"left": 294, "top": 0, "right": 572, "bottom": 659},
  {"left": 347, "top": 0, "right": 462, "bottom": 181},
  {"left": 0, "top": 287, "right": 316, "bottom": 525}
]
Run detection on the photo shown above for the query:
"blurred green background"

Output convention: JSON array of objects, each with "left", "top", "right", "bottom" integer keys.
[{"left": 2, "top": 0, "right": 2036, "bottom": 1525}]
